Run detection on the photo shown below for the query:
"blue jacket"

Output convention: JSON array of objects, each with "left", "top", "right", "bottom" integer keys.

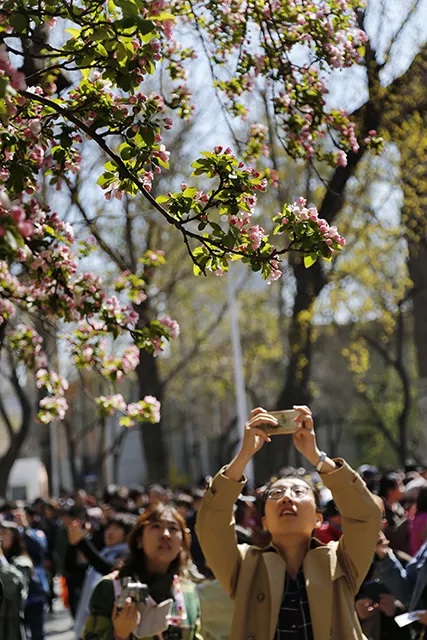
[{"left": 23, "top": 528, "right": 50, "bottom": 604}]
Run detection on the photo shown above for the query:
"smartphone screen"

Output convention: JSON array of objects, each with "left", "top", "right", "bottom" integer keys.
[{"left": 262, "top": 410, "right": 299, "bottom": 435}]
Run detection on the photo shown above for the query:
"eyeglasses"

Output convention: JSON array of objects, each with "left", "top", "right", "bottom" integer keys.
[{"left": 266, "top": 485, "right": 310, "bottom": 501}]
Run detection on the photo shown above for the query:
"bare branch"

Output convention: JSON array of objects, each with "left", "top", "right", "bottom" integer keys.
[
  {"left": 69, "top": 182, "right": 129, "bottom": 271},
  {"left": 164, "top": 272, "right": 250, "bottom": 385},
  {"left": 382, "top": 0, "right": 423, "bottom": 70},
  {"left": 0, "top": 394, "right": 14, "bottom": 438}
]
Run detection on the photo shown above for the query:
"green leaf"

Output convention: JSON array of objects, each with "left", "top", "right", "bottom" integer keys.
[
  {"left": 95, "top": 43, "right": 108, "bottom": 57},
  {"left": 116, "top": 42, "right": 129, "bottom": 66},
  {"left": 180, "top": 187, "right": 195, "bottom": 198},
  {"left": 119, "top": 143, "right": 136, "bottom": 160},
  {"left": 119, "top": 416, "right": 135, "bottom": 427},
  {"left": 304, "top": 254, "right": 317, "bottom": 268},
  {"left": 156, "top": 195, "right": 169, "bottom": 204},
  {"left": 9, "top": 12, "right": 29, "bottom": 32},
  {"left": 141, "top": 128, "right": 155, "bottom": 147}
]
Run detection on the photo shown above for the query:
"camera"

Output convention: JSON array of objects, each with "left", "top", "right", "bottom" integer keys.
[{"left": 116, "top": 577, "right": 150, "bottom": 609}]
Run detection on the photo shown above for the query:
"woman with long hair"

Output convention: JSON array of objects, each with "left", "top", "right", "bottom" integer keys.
[{"left": 82, "top": 504, "right": 202, "bottom": 640}]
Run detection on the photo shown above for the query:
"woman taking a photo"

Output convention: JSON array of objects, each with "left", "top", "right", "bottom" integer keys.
[
  {"left": 82, "top": 505, "right": 202, "bottom": 640},
  {"left": 196, "top": 405, "right": 382, "bottom": 640}
]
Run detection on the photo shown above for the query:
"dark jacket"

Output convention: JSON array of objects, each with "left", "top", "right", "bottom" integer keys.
[
  {"left": 0, "top": 560, "right": 27, "bottom": 640},
  {"left": 82, "top": 572, "right": 203, "bottom": 640}
]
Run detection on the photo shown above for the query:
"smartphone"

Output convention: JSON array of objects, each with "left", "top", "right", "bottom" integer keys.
[{"left": 261, "top": 410, "right": 300, "bottom": 435}]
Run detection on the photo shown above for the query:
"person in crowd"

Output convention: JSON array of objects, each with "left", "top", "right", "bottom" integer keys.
[
  {"left": 196, "top": 405, "right": 382, "bottom": 639},
  {"left": 409, "top": 483, "right": 427, "bottom": 557},
  {"left": 174, "top": 494, "right": 194, "bottom": 521},
  {"left": 233, "top": 495, "right": 255, "bottom": 545},
  {"left": 355, "top": 578, "right": 410, "bottom": 640},
  {"left": 186, "top": 489, "right": 208, "bottom": 577},
  {"left": 74, "top": 490, "right": 90, "bottom": 512},
  {"left": 39, "top": 499, "right": 61, "bottom": 612},
  {"left": 147, "top": 484, "right": 167, "bottom": 509},
  {"left": 0, "top": 521, "right": 33, "bottom": 592},
  {"left": 0, "top": 523, "right": 28, "bottom": 640},
  {"left": 379, "top": 472, "right": 410, "bottom": 555},
  {"left": 102, "top": 486, "right": 130, "bottom": 513},
  {"left": 358, "top": 465, "right": 380, "bottom": 494},
  {"left": 13, "top": 508, "right": 50, "bottom": 640},
  {"left": 73, "top": 513, "right": 134, "bottom": 639},
  {"left": 314, "top": 499, "right": 342, "bottom": 544},
  {"left": 57, "top": 503, "right": 90, "bottom": 619},
  {"left": 82, "top": 504, "right": 202, "bottom": 640},
  {"left": 374, "top": 532, "right": 427, "bottom": 638},
  {"left": 354, "top": 530, "right": 411, "bottom": 640},
  {"left": 127, "top": 485, "right": 147, "bottom": 514}
]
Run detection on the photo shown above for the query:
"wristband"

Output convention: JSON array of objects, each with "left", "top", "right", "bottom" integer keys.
[{"left": 315, "top": 451, "right": 327, "bottom": 472}]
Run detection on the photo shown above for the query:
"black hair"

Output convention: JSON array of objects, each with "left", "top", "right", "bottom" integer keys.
[
  {"left": 416, "top": 484, "right": 427, "bottom": 514},
  {"left": 0, "top": 521, "right": 27, "bottom": 560},
  {"left": 258, "top": 469, "right": 323, "bottom": 519},
  {"left": 378, "top": 472, "right": 401, "bottom": 498},
  {"left": 105, "top": 512, "right": 137, "bottom": 535},
  {"left": 103, "top": 484, "right": 129, "bottom": 505}
]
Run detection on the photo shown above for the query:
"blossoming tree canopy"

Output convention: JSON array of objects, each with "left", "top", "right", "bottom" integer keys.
[{"left": 0, "top": 0, "right": 377, "bottom": 424}]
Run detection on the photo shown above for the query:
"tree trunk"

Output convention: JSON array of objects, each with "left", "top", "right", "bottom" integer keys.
[
  {"left": 0, "top": 377, "right": 32, "bottom": 496},
  {"left": 63, "top": 418, "right": 79, "bottom": 489},
  {"left": 269, "top": 39, "right": 417, "bottom": 476},
  {"left": 136, "top": 348, "right": 168, "bottom": 482},
  {"left": 257, "top": 259, "right": 326, "bottom": 479}
]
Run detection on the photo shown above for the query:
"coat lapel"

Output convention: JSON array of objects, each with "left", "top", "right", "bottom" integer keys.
[
  {"left": 303, "top": 544, "right": 344, "bottom": 640},
  {"left": 262, "top": 550, "right": 286, "bottom": 640},
  {"left": 262, "top": 541, "right": 344, "bottom": 640}
]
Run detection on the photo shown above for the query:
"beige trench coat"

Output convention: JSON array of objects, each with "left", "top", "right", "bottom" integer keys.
[{"left": 196, "top": 459, "right": 382, "bottom": 640}]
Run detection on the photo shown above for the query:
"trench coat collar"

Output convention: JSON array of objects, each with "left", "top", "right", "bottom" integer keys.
[{"left": 261, "top": 538, "right": 344, "bottom": 640}]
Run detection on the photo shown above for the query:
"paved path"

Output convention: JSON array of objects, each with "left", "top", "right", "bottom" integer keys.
[{"left": 46, "top": 601, "right": 75, "bottom": 639}]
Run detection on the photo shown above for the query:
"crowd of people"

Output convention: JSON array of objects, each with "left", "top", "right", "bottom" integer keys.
[{"left": 1, "top": 406, "right": 427, "bottom": 640}]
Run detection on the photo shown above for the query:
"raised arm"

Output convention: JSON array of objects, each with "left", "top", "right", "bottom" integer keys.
[
  {"left": 291, "top": 405, "right": 382, "bottom": 594},
  {"left": 321, "top": 460, "right": 382, "bottom": 593},
  {"left": 196, "top": 408, "right": 275, "bottom": 597}
]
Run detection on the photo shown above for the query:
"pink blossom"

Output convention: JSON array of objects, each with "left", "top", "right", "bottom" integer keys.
[
  {"left": 158, "top": 315, "right": 180, "bottom": 338},
  {"left": 336, "top": 150, "right": 348, "bottom": 167}
]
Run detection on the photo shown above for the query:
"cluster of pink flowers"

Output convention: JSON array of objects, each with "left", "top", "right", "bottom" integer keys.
[
  {"left": 6, "top": 325, "right": 69, "bottom": 424},
  {"left": 158, "top": 315, "right": 180, "bottom": 339},
  {"left": 127, "top": 396, "right": 161, "bottom": 426},
  {"left": 99, "top": 345, "right": 141, "bottom": 381},
  {"left": 266, "top": 259, "right": 283, "bottom": 285},
  {"left": 96, "top": 393, "right": 161, "bottom": 427},
  {"left": 248, "top": 225, "right": 266, "bottom": 251},
  {"left": 0, "top": 44, "right": 26, "bottom": 91},
  {"left": 280, "top": 197, "right": 346, "bottom": 251},
  {"left": 193, "top": 0, "right": 368, "bottom": 165},
  {"left": 96, "top": 394, "right": 127, "bottom": 415}
]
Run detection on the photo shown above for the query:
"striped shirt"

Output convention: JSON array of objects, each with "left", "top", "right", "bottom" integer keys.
[{"left": 275, "top": 569, "right": 314, "bottom": 640}]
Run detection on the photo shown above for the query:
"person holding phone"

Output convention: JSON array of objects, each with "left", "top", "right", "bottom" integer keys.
[{"left": 196, "top": 405, "right": 382, "bottom": 640}]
